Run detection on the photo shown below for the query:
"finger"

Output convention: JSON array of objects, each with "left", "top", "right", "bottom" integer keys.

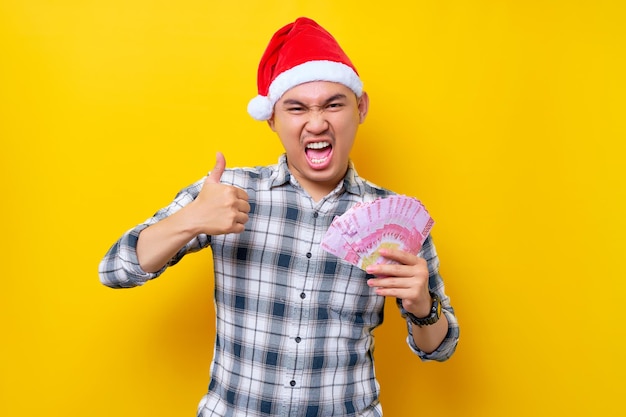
[
  {"left": 236, "top": 211, "right": 249, "bottom": 225},
  {"left": 366, "top": 262, "right": 407, "bottom": 278},
  {"left": 367, "top": 276, "right": 410, "bottom": 289},
  {"left": 378, "top": 247, "right": 417, "bottom": 264},
  {"left": 235, "top": 187, "right": 250, "bottom": 202},
  {"left": 237, "top": 199, "right": 251, "bottom": 214},
  {"left": 206, "top": 151, "right": 226, "bottom": 184}
]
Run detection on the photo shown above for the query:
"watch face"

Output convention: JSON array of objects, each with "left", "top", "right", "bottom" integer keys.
[{"left": 434, "top": 295, "right": 441, "bottom": 317}]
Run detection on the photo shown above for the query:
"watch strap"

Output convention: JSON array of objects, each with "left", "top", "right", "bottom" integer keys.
[{"left": 398, "top": 292, "right": 441, "bottom": 327}]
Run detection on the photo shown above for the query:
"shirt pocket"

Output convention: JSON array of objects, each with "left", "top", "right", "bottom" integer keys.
[{"left": 327, "top": 262, "right": 385, "bottom": 326}]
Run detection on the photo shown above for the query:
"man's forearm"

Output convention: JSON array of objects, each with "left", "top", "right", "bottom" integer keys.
[
  {"left": 411, "top": 312, "right": 449, "bottom": 354},
  {"left": 136, "top": 207, "right": 200, "bottom": 273}
]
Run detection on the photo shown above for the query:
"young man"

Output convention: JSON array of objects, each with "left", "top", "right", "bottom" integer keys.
[{"left": 99, "top": 17, "right": 459, "bottom": 417}]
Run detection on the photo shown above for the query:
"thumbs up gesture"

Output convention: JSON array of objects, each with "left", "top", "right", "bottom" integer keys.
[
  {"left": 190, "top": 152, "right": 250, "bottom": 235},
  {"left": 206, "top": 150, "right": 227, "bottom": 185}
]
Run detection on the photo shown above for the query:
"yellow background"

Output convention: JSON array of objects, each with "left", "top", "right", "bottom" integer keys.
[{"left": 1, "top": 1, "right": 624, "bottom": 416}]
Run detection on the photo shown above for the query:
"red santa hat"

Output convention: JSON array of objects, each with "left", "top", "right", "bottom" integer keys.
[{"left": 247, "top": 17, "right": 363, "bottom": 121}]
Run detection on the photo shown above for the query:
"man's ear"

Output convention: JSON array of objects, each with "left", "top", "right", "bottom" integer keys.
[
  {"left": 358, "top": 91, "right": 369, "bottom": 124},
  {"left": 267, "top": 116, "right": 276, "bottom": 132}
]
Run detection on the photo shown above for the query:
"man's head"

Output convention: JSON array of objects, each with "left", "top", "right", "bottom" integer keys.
[{"left": 249, "top": 18, "right": 369, "bottom": 199}]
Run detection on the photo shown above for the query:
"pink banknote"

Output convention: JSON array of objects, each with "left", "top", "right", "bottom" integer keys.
[{"left": 321, "top": 195, "right": 434, "bottom": 270}]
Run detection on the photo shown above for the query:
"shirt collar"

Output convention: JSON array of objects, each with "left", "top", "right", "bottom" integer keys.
[
  {"left": 342, "top": 160, "right": 364, "bottom": 196},
  {"left": 269, "top": 154, "right": 365, "bottom": 197},
  {"left": 268, "top": 154, "right": 292, "bottom": 188}
]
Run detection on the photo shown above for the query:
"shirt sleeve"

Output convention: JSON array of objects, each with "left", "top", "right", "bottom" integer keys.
[
  {"left": 397, "top": 235, "right": 460, "bottom": 361},
  {"left": 98, "top": 179, "right": 210, "bottom": 289}
]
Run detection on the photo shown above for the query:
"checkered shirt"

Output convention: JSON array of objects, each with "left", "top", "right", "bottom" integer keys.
[{"left": 99, "top": 155, "right": 459, "bottom": 417}]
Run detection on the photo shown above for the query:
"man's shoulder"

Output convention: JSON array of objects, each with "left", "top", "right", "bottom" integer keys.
[
  {"left": 220, "top": 163, "right": 279, "bottom": 188},
  {"left": 354, "top": 176, "right": 396, "bottom": 200},
  {"left": 226, "top": 164, "right": 275, "bottom": 177}
]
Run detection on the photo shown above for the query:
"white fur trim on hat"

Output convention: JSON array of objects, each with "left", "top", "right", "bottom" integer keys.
[
  {"left": 247, "top": 95, "right": 273, "bottom": 121},
  {"left": 247, "top": 60, "right": 363, "bottom": 121}
]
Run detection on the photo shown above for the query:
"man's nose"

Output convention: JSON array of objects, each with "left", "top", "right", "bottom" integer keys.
[{"left": 305, "top": 108, "right": 329, "bottom": 133}]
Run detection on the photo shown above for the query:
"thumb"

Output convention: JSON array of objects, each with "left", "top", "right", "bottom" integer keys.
[{"left": 206, "top": 152, "right": 226, "bottom": 184}]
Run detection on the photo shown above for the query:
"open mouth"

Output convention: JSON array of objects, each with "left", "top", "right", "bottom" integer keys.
[{"left": 305, "top": 141, "right": 333, "bottom": 166}]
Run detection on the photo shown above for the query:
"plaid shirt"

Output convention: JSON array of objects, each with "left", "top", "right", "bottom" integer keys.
[{"left": 99, "top": 155, "right": 459, "bottom": 417}]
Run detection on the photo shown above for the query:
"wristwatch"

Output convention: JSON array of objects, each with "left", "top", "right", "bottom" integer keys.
[{"left": 403, "top": 293, "right": 441, "bottom": 327}]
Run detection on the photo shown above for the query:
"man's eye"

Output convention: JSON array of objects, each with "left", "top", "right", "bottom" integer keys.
[
  {"left": 287, "top": 107, "right": 305, "bottom": 112},
  {"left": 327, "top": 102, "right": 344, "bottom": 110}
]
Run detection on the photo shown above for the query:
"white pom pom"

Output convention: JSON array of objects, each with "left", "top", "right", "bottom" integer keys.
[{"left": 247, "top": 95, "right": 273, "bottom": 121}]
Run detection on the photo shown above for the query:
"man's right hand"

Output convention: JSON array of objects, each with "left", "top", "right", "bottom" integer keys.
[
  {"left": 137, "top": 152, "right": 249, "bottom": 272},
  {"left": 189, "top": 152, "right": 250, "bottom": 235}
]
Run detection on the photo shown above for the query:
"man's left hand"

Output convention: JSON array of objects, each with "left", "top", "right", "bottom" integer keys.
[{"left": 365, "top": 248, "right": 432, "bottom": 317}]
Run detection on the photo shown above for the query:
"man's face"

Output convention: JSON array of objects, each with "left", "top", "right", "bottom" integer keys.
[{"left": 268, "top": 81, "right": 369, "bottom": 200}]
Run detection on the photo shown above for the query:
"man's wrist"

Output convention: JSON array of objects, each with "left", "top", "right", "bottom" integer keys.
[
  {"left": 400, "top": 293, "right": 442, "bottom": 327},
  {"left": 411, "top": 295, "right": 435, "bottom": 318}
]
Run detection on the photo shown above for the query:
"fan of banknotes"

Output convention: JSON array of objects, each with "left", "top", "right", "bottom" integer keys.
[{"left": 321, "top": 195, "right": 434, "bottom": 271}]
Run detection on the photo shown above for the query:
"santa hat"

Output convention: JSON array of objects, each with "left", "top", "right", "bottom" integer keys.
[{"left": 247, "top": 17, "right": 363, "bottom": 121}]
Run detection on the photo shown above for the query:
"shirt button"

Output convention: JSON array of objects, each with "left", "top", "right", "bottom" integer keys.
[
  {"left": 295, "top": 337, "right": 301, "bottom": 343},
  {"left": 313, "top": 212, "right": 319, "bottom": 218},
  {"left": 300, "top": 292, "right": 306, "bottom": 299},
  {"left": 306, "top": 252, "right": 312, "bottom": 258},
  {"left": 290, "top": 380, "right": 296, "bottom": 387}
]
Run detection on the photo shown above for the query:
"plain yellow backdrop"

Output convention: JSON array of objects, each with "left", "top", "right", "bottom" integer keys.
[{"left": 1, "top": 1, "right": 625, "bottom": 416}]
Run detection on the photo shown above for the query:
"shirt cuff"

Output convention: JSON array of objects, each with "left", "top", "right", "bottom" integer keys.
[
  {"left": 404, "top": 309, "right": 460, "bottom": 362},
  {"left": 102, "top": 224, "right": 165, "bottom": 288}
]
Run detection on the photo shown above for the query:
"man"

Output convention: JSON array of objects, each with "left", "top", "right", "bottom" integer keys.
[{"left": 99, "top": 17, "right": 459, "bottom": 417}]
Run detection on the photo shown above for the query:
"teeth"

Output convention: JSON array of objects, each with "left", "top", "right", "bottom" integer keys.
[
  {"left": 306, "top": 141, "right": 330, "bottom": 149},
  {"left": 310, "top": 157, "right": 328, "bottom": 164}
]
